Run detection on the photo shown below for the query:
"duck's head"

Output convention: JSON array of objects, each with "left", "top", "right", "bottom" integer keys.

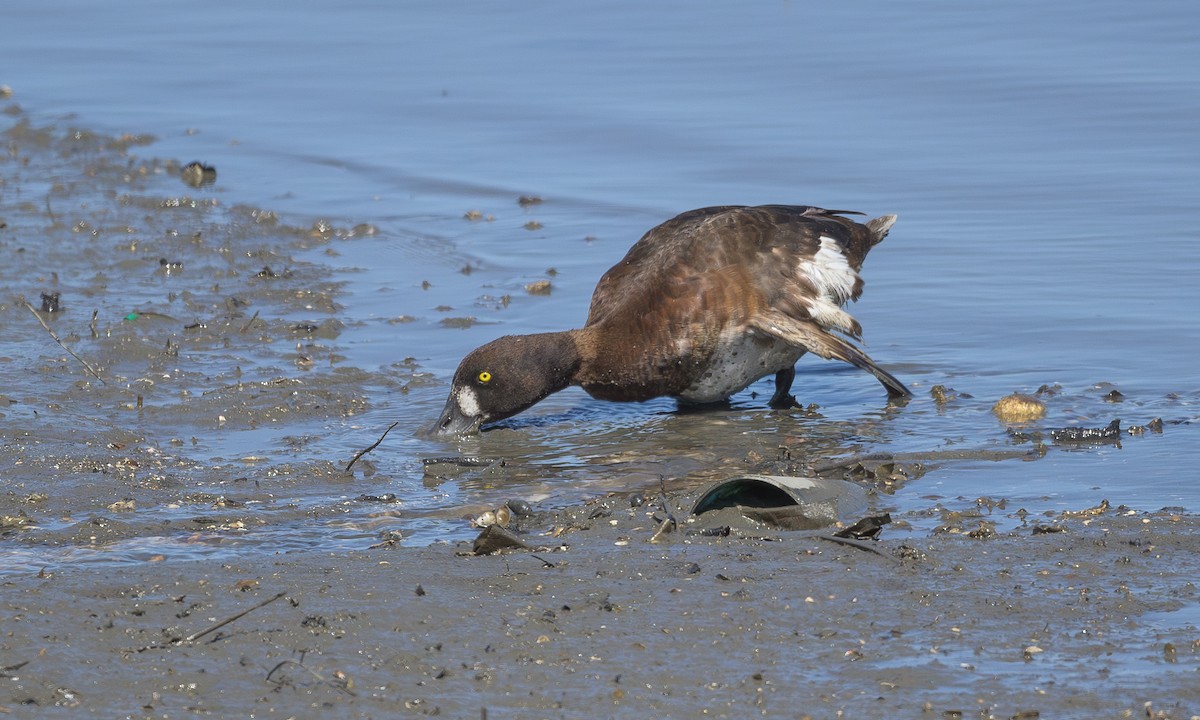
[{"left": 431, "top": 332, "right": 580, "bottom": 436}]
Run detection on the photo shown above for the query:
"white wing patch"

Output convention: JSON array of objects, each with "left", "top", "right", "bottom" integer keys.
[
  {"left": 807, "top": 236, "right": 859, "bottom": 302},
  {"left": 800, "top": 236, "right": 861, "bottom": 334}
]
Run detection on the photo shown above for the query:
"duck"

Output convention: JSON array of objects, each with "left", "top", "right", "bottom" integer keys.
[{"left": 432, "top": 204, "right": 909, "bottom": 435}]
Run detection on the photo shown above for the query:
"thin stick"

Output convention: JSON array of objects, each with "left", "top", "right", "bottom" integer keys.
[
  {"left": 815, "top": 534, "right": 895, "bottom": 560},
  {"left": 20, "top": 296, "right": 106, "bottom": 385},
  {"left": 239, "top": 309, "right": 260, "bottom": 333},
  {"left": 183, "top": 591, "right": 286, "bottom": 643},
  {"left": 265, "top": 657, "right": 355, "bottom": 695},
  {"left": 345, "top": 421, "right": 399, "bottom": 472},
  {"left": 423, "top": 456, "right": 502, "bottom": 467},
  {"left": 812, "top": 448, "right": 1034, "bottom": 474}
]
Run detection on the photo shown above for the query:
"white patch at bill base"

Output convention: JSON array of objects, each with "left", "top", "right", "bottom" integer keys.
[{"left": 456, "top": 386, "right": 482, "bottom": 419}]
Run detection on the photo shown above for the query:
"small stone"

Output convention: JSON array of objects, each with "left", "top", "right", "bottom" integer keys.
[
  {"left": 992, "top": 393, "right": 1046, "bottom": 423},
  {"left": 40, "top": 292, "right": 61, "bottom": 313},
  {"left": 180, "top": 161, "right": 217, "bottom": 188},
  {"left": 472, "top": 525, "right": 529, "bottom": 555}
]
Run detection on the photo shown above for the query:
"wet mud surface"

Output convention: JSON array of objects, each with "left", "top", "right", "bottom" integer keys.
[
  {"left": 0, "top": 108, "right": 422, "bottom": 569},
  {"left": 3, "top": 109, "right": 1200, "bottom": 717},
  {"left": 5, "top": 502, "right": 1200, "bottom": 718}
]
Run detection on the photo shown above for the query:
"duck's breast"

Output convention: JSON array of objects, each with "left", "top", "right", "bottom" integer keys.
[{"left": 676, "top": 327, "right": 805, "bottom": 403}]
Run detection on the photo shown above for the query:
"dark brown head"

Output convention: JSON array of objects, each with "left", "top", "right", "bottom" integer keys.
[{"left": 431, "top": 332, "right": 582, "bottom": 435}]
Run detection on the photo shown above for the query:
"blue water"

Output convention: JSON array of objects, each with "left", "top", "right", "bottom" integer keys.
[{"left": 3, "top": 0, "right": 1199, "bottom": 554}]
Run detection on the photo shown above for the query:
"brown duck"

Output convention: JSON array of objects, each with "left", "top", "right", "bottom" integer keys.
[{"left": 433, "top": 204, "right": 909, "bottom": 435}]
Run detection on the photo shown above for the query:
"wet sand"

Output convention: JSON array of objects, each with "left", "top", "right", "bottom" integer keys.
[
  {"left": 3, "top": 110, "right": 1199, "bottom": 718},
  {"left": 5, "top": 499, "right": 1200, "bottom": 718}
]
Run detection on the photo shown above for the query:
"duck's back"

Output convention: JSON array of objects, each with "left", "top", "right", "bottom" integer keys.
[{"left": 575, "top": 205, "right": 892, "bottom": 402}]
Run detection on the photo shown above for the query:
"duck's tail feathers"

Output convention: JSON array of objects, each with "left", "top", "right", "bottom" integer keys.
[{"left": 866, "top": 214, "right": 897, "bottom": 246}]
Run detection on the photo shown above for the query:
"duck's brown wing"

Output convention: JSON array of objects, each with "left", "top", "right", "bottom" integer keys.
[
  {"left": 585, "top": 205, "right": 856, "bottom": 322},
  {"left": 734, "top": 207, "right": 907, "bottom": 397},
  {"left": 580, "top": 205, "right": 907, "bottom": 398}
]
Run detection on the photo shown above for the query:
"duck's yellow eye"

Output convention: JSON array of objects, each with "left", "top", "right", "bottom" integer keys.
[{"left": 477, "top": 371, "right": 492, "bottom": 384}]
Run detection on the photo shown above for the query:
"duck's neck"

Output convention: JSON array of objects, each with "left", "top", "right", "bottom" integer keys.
[{"left": 528, "top": 330, "right": 585, "bottom": 394}]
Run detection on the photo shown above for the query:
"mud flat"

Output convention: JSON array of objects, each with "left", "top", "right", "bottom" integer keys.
[
  {"left": 4, "top": 496, "right": 1200, "bottom": 718},
  {"left": 2, "top": 106, "right": 1199, "bottom": 718}
]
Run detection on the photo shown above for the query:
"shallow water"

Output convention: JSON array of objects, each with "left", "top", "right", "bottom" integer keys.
[{"left": 2, "top": 0, "right": 1199, "bottom": 575}]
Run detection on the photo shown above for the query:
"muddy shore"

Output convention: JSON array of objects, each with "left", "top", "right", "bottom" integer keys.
[
  {"left": 5, "top": 501, "right": 1200, "bottom": 718},
  {"left": 3, "top": 108, "right": 1199, "bottom": 718}
]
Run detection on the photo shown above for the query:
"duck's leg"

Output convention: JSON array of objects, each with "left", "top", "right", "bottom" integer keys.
[
  {"left": 769, "top": 367, "right": 799, "bottom": 408},
  {"left": 751, "top": 311, "right": 912, "bottom": 400}
]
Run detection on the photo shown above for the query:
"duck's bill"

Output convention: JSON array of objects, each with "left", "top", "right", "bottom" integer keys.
[{"left": 429, "top": 397, "right": 482, "bottom": 436}]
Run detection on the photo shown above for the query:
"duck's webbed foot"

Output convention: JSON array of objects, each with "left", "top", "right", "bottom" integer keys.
[{"left": 768, "top": 367, "right": 800, "bottom": 409}]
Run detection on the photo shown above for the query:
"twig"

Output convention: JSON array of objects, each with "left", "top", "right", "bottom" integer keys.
[
  {"left": 136, "top": 590, "right": 287, "bottom": 652},
  {"left": 20, "top": 296, "right": 106, "bottom": 385},
  {"left": 345, "top": 421, "right": 399, "bottom": 472},
  {"left": 815, "top": 534, "right": 896, "bottom": 561},
  {"left": 657, "top": 475, "right": 676, "bottom": 522},
  {"left": 422, "top": 456, "right": 502, "bottom": 467},
  {"left": 267, "top": 658, "right": 326, "bottom": 685},
  {"left": 183, "top": 591, "right": 287, "bottom": 643},
  {"left": 239, "top": 309, "right": 260, "bottom": 333},
  {"left": 812, "top": 448, "right": 1037, "bottom": 474},
  {"left": 266, "top": 657, "right": 356, "bottom": 695},
  {"left": 89, "top": 309, "right": 99, "bottom": 338}
]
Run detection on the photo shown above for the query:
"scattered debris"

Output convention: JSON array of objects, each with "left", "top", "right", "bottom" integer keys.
[
  {"left": 19, "top": 295, "right": 106, "bottom": 385},
  {"left": 992, "top": 393, "right": 1046, "bottom": 423},
  {"left": 471, "top": 524, "right": 529, "bottom": 555},
  {"left": 369, "top": 530, "right": 404, "bottom": 549},
  {"left": 524, "top": 279, "right": 552, "bottom": 295},
  {"left": 344, "top": 421, "right": 399, "bottom": 472},
  {"left": 180, "top": 161, "right": 217, "bottom": 188},
  {"left": 356, "top": 493, "right": 399, "bottom": 503},
  {"left": 139, "top": 591, "right": 287, "bottom": 652},
  {"left": 473, "top": 503, "right": 513, "bottom": 529},
  {"left": 1060, "top": 499, "right": 1110, "bottom": 518},
  {"left": 1031, "top": 524, "right": 1066, "bottom": 535},
  {"left": 40, "top": 291, "right": 61, "bottom": 313},
  {"left": 1051, "top": 419, "right": 1121, "bottom": 444},
  {"left": 1127, "top": 418, "right": 1164, "bottom": 435},
  {"left": 834, "top": 513, "right": 891, "bottom": 540},
  {"left": 692, "top": 475, "right": 867, "bottom": 531},
  {"left": 266, "top": 652, "right": 356, "bottom": 696}
]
